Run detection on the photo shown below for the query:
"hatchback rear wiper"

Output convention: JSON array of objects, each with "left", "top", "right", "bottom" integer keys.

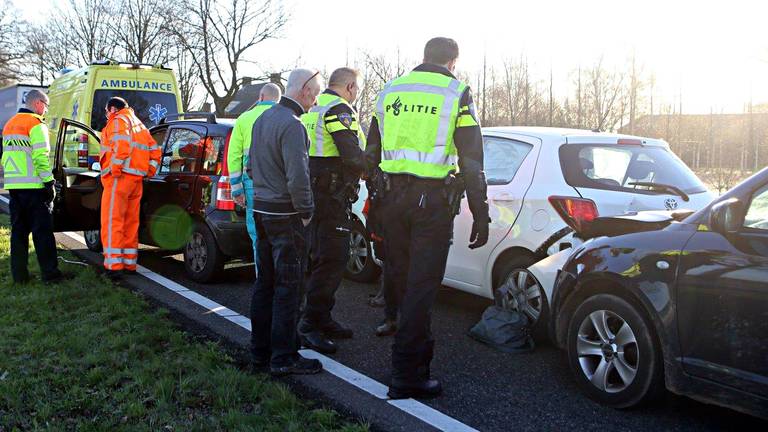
[{"left": 628, "top": 181, "right": 690, "bottom": 202}]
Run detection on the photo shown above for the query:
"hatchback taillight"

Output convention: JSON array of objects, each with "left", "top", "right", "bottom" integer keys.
[
  {"left": 216, "top": 176, "right": 235, "bottom": 210},
  {"left": 548, "top": 196, "right": 599, "bottom": 233}
]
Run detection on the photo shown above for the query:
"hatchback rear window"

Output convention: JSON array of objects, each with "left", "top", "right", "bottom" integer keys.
[
  {"left": 560, "top": 144, "right": 707, "bottom": 195},
  {"left": 91, "top": 90, "right": 179, "bottom": 131}
]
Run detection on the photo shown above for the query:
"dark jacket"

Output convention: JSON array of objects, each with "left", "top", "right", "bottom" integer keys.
[{"left": 247, "top": 97, "right": 313, "bottom": 218}]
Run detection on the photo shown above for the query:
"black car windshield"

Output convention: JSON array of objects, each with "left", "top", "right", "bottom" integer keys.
[
  {"left": 91, "top": 90, "right": 179, "bottom": 131},
  {"left": 560, "top": 144, "right": 708, "bottom": 195}
]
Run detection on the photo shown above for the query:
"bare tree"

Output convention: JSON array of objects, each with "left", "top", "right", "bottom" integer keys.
[
  {"left": 174, "top": 0, "right": 288, "bottom": 115},
  {"left": 0, "top": 1, "right": 25, "bottom": 85},
  {"left": 585, "top": 58, "right": 625, "bottom": 131},
  {"left": 50, "top": 0, "right": 116, "bottom": 66},
  {"left": 23, "top": 24, "right": 73, "bottom": 85},
  {"left": 173, "top": 45, "right": 202, "bottom": 111},
  {"left": 109, "top": 0, "right": 180, "bottom": 64}
]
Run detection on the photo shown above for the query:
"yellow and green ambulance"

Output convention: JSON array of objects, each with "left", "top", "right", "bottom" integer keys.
[{"left": 47, "top": 61, "right": 183, "bottom": 168}]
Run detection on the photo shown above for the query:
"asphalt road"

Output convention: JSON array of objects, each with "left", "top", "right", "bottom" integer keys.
[{"left": 129, "top": 246, "right": 766, "bottom": 432}]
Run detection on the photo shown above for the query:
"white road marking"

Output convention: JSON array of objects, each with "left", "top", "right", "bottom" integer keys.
[{"left": 52, "top": 229, "right": 478, "bottom": 432}]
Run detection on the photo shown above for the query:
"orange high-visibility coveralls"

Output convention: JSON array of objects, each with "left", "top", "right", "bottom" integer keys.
[{"left": 100, "top": 108, "right": 160, "bottom": 271}]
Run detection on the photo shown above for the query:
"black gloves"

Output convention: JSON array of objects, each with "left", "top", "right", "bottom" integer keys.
[
  {"left": 469, "top": 218, "right": 489, "bottom": 249},
  {"left": 43, "top": 180, "right": 56, "bottom": 205},
  {"left": 465, "top": 170, "right": 490, "bottom": 250}
]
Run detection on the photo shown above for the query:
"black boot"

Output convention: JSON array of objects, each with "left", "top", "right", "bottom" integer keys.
[
  {"left": 320, "top": 319, "right": 354, "bottom": 339},
  {"left": 387, "top": 377, "right": 443, "bottom": 399}
]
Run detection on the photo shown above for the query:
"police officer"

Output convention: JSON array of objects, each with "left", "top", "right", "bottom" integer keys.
[
  {"left": 2, "top": 89, "right": 70, "bottom": 284},
  {"left": 229, "top": 83, "right": 282, "bottom": 263},
  {"left": 366, "top": 37, "right": 489, "bottom": 399},
  {"left": 299, "top": 67, "right": 367, "bottom": 354}
]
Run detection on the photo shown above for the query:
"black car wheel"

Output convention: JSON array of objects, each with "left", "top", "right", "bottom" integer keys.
[
  {"left": 494, "top": 255, "right": 548, "bottom": 339},
  {"left": 567, "top": 293, "right": 663, "bottom": 408},
  {"left": 183, "top": 222, "right": 225, "bottom": 283},
  {"left": 83, "top": 230, "right": 102, "bottom": 252},
  {"left": 344, "top": 219, "right": 381, "bottom": 283}
]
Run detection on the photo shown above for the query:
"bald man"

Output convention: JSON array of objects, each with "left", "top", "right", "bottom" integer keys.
[
  {"left": 247, "top": 69, "right": 324, "bottom": 376},
  {"left": 229, "top": 83, "right": 282, "bottom": 263}
]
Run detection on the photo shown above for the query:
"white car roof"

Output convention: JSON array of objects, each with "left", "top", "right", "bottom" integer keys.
[{"left": 482, "top": 126, "right": 668, "bottom": 147}]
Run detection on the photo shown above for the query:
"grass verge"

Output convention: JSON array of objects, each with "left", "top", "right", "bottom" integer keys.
[{"left": 0, "top": 213, "right": 366, "bottom": 431}]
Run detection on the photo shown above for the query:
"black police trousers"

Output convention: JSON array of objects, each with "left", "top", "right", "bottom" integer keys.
[
  {"left": 302, "top": 191, "right": 350, "bottom": 328},
  {"left": 8, "top": 189, "right": 60, "bottom": 283},
  {"left": 380, "top": 176, "right": 453, "bottom": 381}
]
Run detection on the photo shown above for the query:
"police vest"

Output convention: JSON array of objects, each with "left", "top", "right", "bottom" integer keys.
[
  {"left": 374, "top": 71, "right": 467, "bottom": 179},
  {"left": 1, "top": 112, "right": 53, "bottom": 189},
  {"left": 302, "top": 93, "right": 365, "bottom": 157}
]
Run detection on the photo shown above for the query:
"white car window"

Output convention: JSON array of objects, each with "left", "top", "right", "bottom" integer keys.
[
  {"left": 483, "top": 137, "right": 532, "bottom": 185},
  {"left": 744, "top": 185, "right": 768, "bottom": 231}
]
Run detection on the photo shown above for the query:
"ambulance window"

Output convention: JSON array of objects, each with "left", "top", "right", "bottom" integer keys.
[{"left": 160, "top": 128, "right": 203, "bottom": 174}]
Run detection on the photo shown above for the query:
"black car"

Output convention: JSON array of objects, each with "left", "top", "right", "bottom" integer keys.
[
  {"left": 551, "top": 167, "right": 768, "bottom": 419},
  {"left": 50, "top": 113, "right": 252, "bottom": 282}
]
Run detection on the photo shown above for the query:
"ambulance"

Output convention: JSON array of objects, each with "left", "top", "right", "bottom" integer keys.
[{"left": 47, "top": 61, "right": 183, "bottom": 168}]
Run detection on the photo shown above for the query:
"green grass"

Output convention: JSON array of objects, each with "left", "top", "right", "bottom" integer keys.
[{"left": 0, "top": 213, "right": 366, "bottom": 431}]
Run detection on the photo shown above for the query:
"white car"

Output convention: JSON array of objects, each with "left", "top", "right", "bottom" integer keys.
[{"left": 347, "top": 127, "right": 714, "bottom": 331}]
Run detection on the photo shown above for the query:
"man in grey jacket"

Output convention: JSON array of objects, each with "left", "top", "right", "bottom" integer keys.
[{"left": 247, "top": 68, "right": 324, "bottom": 376}]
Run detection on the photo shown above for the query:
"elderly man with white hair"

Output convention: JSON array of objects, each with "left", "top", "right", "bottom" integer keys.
[
  {"left": 228, "top": 82, "right": 282, "bottom": 263},
  {"left": 246, "top": 68, "right": 324, "bottom": 376}
]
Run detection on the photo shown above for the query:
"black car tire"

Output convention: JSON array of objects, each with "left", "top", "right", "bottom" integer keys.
[
  {"left": 83, "top": 229, "right": 102, "bottom": 252},
  {"left": 493, "top": 255, "right": 549, "bottom": 340},
  {"left": 344, "top": 219, "right": 381, "bottom": 283},
  {"left": 567, "top": 293, "right": 664, "bottom": 409},
  {"left": 183, "top": 222, "right": 225, "bottom": 283}
]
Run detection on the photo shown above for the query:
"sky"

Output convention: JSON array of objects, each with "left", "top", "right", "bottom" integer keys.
[{"left": 15, "top": 0, "right": 768, "bottom": 114}]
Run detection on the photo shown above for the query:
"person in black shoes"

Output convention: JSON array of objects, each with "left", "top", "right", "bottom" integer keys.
[
  {"left": 298, "top": 67, "right": 367, "bottom": 354},
  {"left": 247, "top": 68, "right": 325, "bottom": 376},
  {"left": 2, "top": 89, "right": 71, "bottom": 285},
  {"left": 367, "top": 38, "right": 490, "bottom": 399}
]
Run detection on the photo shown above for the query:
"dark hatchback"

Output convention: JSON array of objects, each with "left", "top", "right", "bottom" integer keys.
[
  {"left": 551, "top": 167, "right": 768, "bottom": 419},
  {"left": 49, "top": 114, "right": 252, "bottom": 282}
]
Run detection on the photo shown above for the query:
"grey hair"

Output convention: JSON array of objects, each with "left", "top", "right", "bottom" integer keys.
[
  {"left": 259, "top": 83, "right": 282, "bottom": 102},
  {"left": 25, "top": 89, "right": 49, "bottom": 109},
  {"left": 284, "top": 68, "right": 323, "bottom": 97}
]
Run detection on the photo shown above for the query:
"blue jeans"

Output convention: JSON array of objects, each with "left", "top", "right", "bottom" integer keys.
[
  {"left": 244, "top": 180, "right": 258, "bottom": 263},
  {"left": 250, "top": 213, "right": 308, "bottom": 366}
]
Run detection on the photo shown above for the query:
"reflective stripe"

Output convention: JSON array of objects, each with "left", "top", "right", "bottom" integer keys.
[
  {"left": 104, "top": 257, "right": 123, "bottom": 265},
  {"left": 382, "top": 148, "right": 456, "bottom": 167},
  {"left": 110, "top": 134, "right": 132, "bottom": 142},
  {"left": 123, "top": 248, "right": 138, "bottom": 255},
  {"left": 2, "top": 145, "right": 32, "bottom": 153},
  {"left": 149, "top": 160, "right": 159, "bottom": 169},
  {"left": 31, "top": 142, "right": 48, "bottom": 150},
  {"left": 2, "top": 134, "right": 31, "bottom": 142},
  {"left": 107, "top": 177, "right": 118, "bottom": 257},
  {"left": 39, "top": 171, "right": 53, "bottom": 179},
  {"left": 104, "top": 247, "right": 122, "bottom": 254},
  {"left": 231, "top": 182, "right": 244, "bottom": 193},
  {"left": 123, "top": 258, "right": 137, "bottom": 265},
  {"left": 131, "top": 142, "right": 153, "bottom": 151},
  {"left": 122, "top": 167, "right": 147, "bottom": 176},
  {"left": 101, "top": 166, "right": 111, "bottom": 175},
  {"left": 101, "top": 145, "right": 112, "bottom": 153},
  {"left": 112, "top": 158, "right": 125, "bottom": 165},
  {"left": 3, "top": 176, "right": 43, "bottom": 184}
]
